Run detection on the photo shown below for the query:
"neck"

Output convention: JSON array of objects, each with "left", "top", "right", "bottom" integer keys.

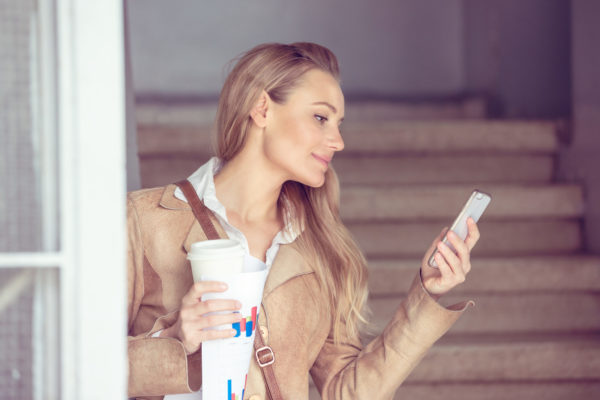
[{"left": 213, "top": 142, "right": 287, "bottom": 226}]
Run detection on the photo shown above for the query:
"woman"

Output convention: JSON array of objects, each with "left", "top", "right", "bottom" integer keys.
[{"left": 127, "top": 42, "right": 479, "bottom": 399}]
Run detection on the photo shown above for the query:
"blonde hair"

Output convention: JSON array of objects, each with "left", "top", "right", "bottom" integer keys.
[{"left": 214, "top": 42, "right": 369, "bottom": 343}]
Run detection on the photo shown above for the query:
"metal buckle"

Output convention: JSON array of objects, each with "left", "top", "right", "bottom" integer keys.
[{"left": 255, "top": 345, "right": 275, "bottom": 367}]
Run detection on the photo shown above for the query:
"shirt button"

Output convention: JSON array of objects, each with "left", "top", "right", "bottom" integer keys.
[
  {"left": 248, "top": 395, "right": 261, "bottom": 400},
  {"left": 259, "top": 326, "right": 268, "bottom": 342}
]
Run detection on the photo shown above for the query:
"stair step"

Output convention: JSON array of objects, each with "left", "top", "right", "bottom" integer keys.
[
  {"left": 368, "top": 255, "right": 600, "bottom": 295},
  {"left": 309, "top": 381, "right": 600, "bottom": 400},
  {"left": 308, "top": 335, "right": 600, "bottom": 399},
  {"left": 135, "top": 97, "right": 488, "bottom": 127},
  {"left": 347, "top": 220, "right": 582, "bottom": 257},
  {"left": 343, "top": 98, "right": 488, "bottom": 120},
  {"left": 136, "top": 120, "right": 559, "bottom": 156},
  {"left": 340, "top": 120, "right": 559, "bottom": 154},
  {"left": 369, "top": 291, "right": 600, "bottom": 334},
  {"left": 340, "top": 184, "right": 583, "bottom": 221},
  {"left": 333, "top": 154, "right": 554, "bottom": 184},
  {"left": 139, "top": 154, "right": 556, "bottom": 188},
  {"left": 393, "top": 382, "right": 600, "bottom": 400},
  {"left": 407, "top": 334, "right": 600, "bottom": 382}
]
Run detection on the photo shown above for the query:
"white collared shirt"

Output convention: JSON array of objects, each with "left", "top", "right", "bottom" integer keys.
[{"left": 174, "top": 156, "right": 300, "bottom": 269}]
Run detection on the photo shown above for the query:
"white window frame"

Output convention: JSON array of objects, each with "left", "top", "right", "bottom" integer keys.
[{"left": 0, "top": 0, "right": 128, "bottom": 398}]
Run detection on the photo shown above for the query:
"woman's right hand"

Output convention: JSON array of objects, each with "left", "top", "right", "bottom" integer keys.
[{"left": 160, "top": 281, "right": 241, "bottom": 355}]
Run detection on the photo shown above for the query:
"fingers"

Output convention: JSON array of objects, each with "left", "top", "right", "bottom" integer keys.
[
  {"left": 422, "top": 219, "right": 480, "bottom": 297},
  {"left": 180, "top": 298, "right": 241, "bottom": 321},
  {"left": 464, "top": 217, "right": 481, "bottom": 251},
  {"left": 198, "top": 328, "right": 239, "bottom": 342},
  {"left": 436, "top": 240, "right": 461, "bottom": 272},
  {"left": 180, "top": 311, "right": 240, "bottom": 333},
  {"left": 197, "top": 311, "right": 242, "bottom": 331},
  {"left": 426, "top": 226, "right": 449, "bottom": 260},
  {"left": 434, "top": 251, "right": 456, "bottom": 281},
  {"left": 182, "top": 280, "right": 228, "bottom": 306},
  {"left": 438, "top": 229, "right": 472, "bottom": 276},
  {"left": 179, "top": 312, "right": 239, "bottom": 352},
  {"left": 434, "top": 250, "right": 466, "bottom": 284},
  {"left": 178, "top": 304, "right": 242, "bottom": 351}
]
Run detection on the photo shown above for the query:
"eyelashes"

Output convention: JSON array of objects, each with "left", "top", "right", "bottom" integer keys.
[
  {"left": 314, "top": 114, "right": 328, "bottom": 124},
  {"left": 314, "top": 114, "right": 343, "bottom": 133}
]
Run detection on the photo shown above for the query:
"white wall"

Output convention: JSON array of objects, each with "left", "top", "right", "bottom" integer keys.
[{"left": 127, "top": 0, "right": 466, "bottom": 98}]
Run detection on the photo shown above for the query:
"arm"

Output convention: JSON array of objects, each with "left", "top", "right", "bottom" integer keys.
[
  {"left": 310, "top": 271, "right": 473, "bottom": 399},
  {"left": 311, "top": 221, "right": 480, "bottom": 399},
  {"left": 126, "top": 195, "right": 202, "bottom": 397}
]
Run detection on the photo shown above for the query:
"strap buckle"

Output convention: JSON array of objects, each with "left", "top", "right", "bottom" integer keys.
[{"left": 255, "top": 345, "right": 275, "bottom": 367}]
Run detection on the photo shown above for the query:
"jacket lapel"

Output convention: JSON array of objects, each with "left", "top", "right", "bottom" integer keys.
[
  {"left": 262, "top": 243, "right": 314, "bottom": 299},
  {"left": 159, "top": 184, "right": 190, "bottom": 210}
]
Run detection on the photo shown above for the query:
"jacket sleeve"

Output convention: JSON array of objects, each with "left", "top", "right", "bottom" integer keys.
[
  {"left": 310, "top": 270, "right": 474, "bottom": 399},
  {"left": 126, "top": 195, "right": 202, "bottom": 398}
]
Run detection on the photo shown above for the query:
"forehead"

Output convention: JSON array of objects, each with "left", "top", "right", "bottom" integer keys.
[{"left": 290, "top": 69, "right": 344, "bottom": 108}]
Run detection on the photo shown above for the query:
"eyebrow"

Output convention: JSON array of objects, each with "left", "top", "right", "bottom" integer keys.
[{"left": 312, "top": 101, "right": 345, "bottom": 122}]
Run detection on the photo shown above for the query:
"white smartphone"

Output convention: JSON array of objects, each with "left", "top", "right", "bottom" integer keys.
[{"left": 428, "top": 189, "right": 492, "bottom": 268}]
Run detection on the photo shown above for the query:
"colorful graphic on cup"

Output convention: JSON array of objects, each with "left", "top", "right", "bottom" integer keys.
[
  {"left": 232, "top": 306, "right": 258, "bottom": 338},
  {"left": 227, "top": 374, "right": 247, "bottom": 400}
]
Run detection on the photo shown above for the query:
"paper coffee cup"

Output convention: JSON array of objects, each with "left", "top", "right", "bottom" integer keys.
[{"left": 187, "top": 239, "right": 245, "bottom": 282}]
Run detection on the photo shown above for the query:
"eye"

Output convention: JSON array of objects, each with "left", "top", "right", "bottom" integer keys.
[{"left": 314, "top": 114, "right": 328, "bottom": 124}]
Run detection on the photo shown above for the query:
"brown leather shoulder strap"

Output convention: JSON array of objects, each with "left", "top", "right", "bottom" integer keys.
[
  {"left": 175, "top": 179, "right": 220, "bottom": 240},
  {"left": 254, "top": 328, "right": 283, "bottom": 400},
  {"left": 175, "top": 179, "right": 283, "bottom": 399}
]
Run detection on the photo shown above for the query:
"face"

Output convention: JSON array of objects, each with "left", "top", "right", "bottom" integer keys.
[{"left": 261, "top": 68, "right": 345, "bottom": 187}]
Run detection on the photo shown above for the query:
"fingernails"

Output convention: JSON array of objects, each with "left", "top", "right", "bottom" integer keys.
[
  {"left": 235, "top": 301, "right": 242, "bottom": 308},
  {"left": 219, "top": 283, "right": 228, "bottom": 290}
]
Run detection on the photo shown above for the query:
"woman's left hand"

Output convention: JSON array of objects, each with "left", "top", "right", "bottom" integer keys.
[{"left": 420, "top": 217, "right": 480, "bottom": 300}]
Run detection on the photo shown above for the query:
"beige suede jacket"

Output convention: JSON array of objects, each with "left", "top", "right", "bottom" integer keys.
[{"left": 127, "top": 184, "right": 474, "bottom": 400}]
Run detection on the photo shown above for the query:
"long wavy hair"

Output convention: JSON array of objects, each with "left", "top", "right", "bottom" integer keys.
[{"left": 213, "top": 42, "right": 369, "bottom": 343}]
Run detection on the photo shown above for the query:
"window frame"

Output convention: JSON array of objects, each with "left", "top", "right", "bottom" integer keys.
[{"left": 0, "top": 0, "right": 128, "bottom": 398}]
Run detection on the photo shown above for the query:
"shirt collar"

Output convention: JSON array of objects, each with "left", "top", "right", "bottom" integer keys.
[{"left": 173, "top": 156, "right": 300, "bottom": 244}]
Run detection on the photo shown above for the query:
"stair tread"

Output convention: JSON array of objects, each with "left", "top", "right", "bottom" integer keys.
[
  {"left": 348, "top": 219, "right": 582, "bottom": 257},
  {"left": 368, "top": 255, "right": 600, "bottom": 294},
  {"left": 369, "top": 291, "right": 600, "bottom": 334},
  {"left": 136, "top": 119, "right": 560, "bottom": 155},
  {"left": 340, "top": 183, "right": 584, "bottom": 220},
  {"left": 406, "top": 333, "right": 600, "bottom": 382},
  {"left": 136, "top": 97, "right": 489, "bottom": 125},
  {"left": 140, "top": 154, "right": 556, "bottom": 187}
]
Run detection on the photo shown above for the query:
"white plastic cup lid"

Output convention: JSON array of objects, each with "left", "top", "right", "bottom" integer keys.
[{"left": 187, "top": 239, "right": 245, "bottom": 260}]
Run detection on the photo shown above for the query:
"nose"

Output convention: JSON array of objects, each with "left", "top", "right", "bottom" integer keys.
[{"left": 329, "top": 126, "right": 345, "bottom": 152}]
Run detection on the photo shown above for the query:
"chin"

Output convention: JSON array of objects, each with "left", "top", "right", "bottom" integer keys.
[{"left": 299, "top": 173, "right": 326, "bottom": 188}]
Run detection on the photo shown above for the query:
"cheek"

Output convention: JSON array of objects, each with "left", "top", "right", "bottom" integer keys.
[{"left": 266, "top": 122, "right": 318, "bottom": 158}]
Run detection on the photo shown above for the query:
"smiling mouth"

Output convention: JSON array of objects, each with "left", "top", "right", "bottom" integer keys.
[{"left": 312, "top": 154, "right": 329, "bottom": 167}]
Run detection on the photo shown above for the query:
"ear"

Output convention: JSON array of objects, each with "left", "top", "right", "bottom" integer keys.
[{"left": 249, "top": 90, "right": 269, "bottom": 129}]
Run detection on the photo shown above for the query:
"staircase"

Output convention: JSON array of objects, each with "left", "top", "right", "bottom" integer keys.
[{"left": 136, "top": 100, "right": 600, "bottom": 399}]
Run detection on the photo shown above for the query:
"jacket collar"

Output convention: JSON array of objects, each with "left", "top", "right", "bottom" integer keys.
[
  {"left": 159, "top": 184, "right": 190, "bottom": 210},
  {"left": 159, "top": 184, "right": 314, "bottom": 299}
]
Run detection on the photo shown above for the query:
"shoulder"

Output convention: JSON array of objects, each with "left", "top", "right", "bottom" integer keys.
[
  {"left": 127, "top": 185, "right": 170, "bottom": 206},
  {"left": 126, "top": 184, "right": 192, "bottom": 229}
]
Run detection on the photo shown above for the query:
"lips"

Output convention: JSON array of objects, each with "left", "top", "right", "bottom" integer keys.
[{"left": 312, "top": 154, "right": 331, "bottom": 167}]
